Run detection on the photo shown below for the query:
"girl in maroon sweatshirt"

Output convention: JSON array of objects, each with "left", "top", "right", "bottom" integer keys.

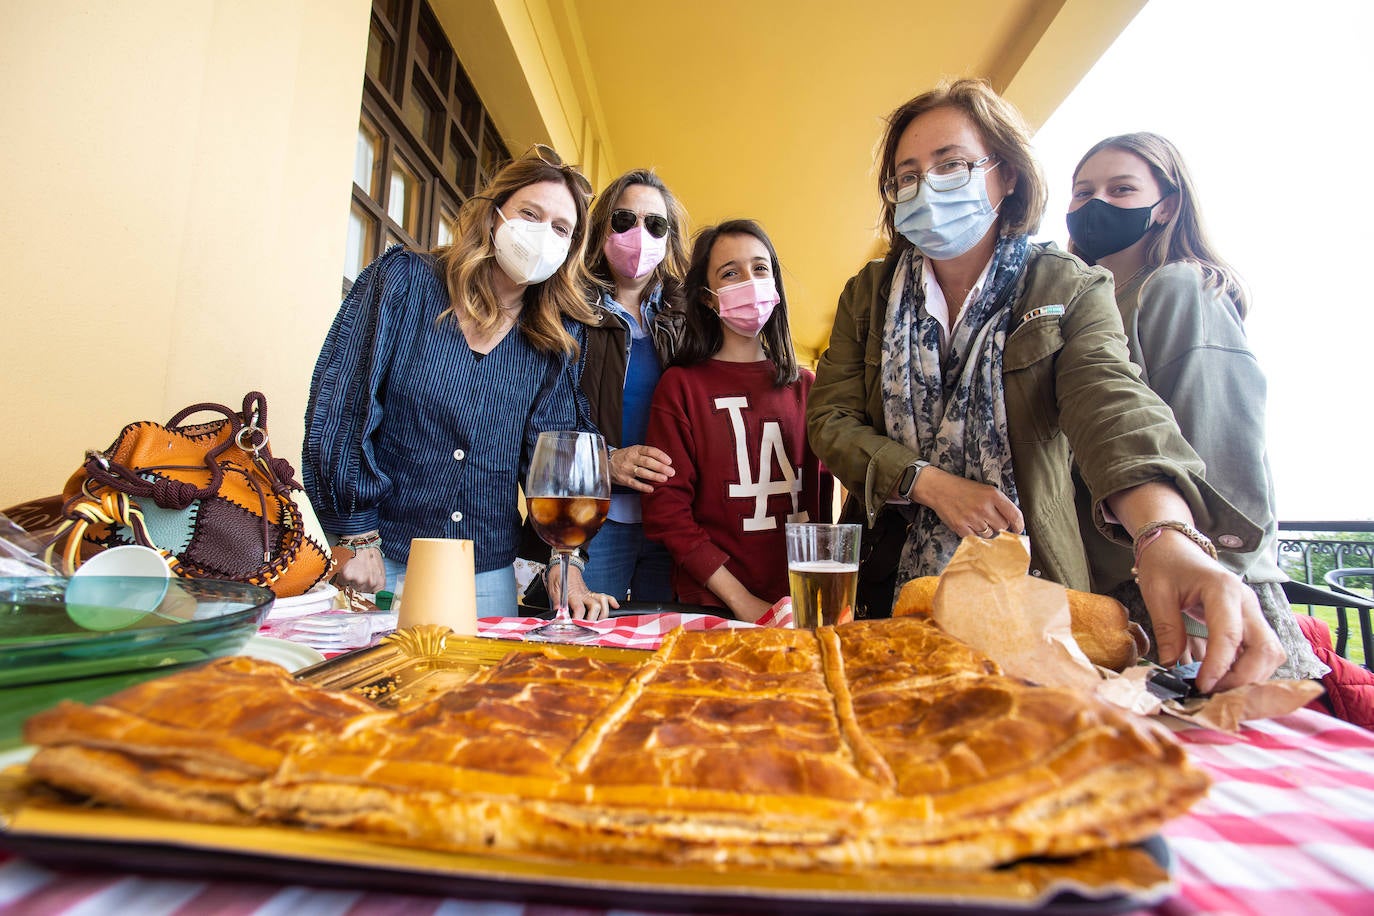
[{"left": 642, "top": 219, "right": 820, "bottom": 621}]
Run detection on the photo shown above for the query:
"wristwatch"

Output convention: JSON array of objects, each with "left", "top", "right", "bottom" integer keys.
[{"left": 897, "top": 461, "right": 929, "bottom": 501}]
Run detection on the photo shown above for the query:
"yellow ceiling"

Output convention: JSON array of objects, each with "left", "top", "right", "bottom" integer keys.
[{"left": 453, "top": 0, "right": 1146, "bottom": 361}]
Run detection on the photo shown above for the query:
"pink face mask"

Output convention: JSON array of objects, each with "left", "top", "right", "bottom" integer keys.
[
  {"left": 710, "top": 278, "right": 780, "bottom": 338},
  {"left": 603, "top": 227, "right": 667, "bottom": 281}
]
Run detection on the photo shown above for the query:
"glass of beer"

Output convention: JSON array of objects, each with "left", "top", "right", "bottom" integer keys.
[
  {"left": 524, "top": 430, "right": 610, "bottom": 642},
  {"left": 786, "top": 523, "right": 861, "bottom": 628}
]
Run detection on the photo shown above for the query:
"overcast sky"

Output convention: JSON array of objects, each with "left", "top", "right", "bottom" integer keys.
[{"left": 1032, "top": 0, "right": 1374, "bottom": 521}]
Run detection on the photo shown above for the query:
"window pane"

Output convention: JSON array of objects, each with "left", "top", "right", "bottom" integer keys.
[
  {"left": 416, "top": 13, "right": 450, "bottom": 88},
  {"left": 437, "top": 204, "right": 458, "bottom": 248},
  {"left": 450, "top": 130, "right": 477, "bottom": 194},
  {"left": 388, "top": 159, "right": 420, "bottom": 235},
  {"left": 365, "top": 23, "right": 393, "bottom": 88},
  {"left": 345, "top": 203, "right": 378, "bottom": 282},
  {"left": 454, "top": 66, "right": 481, "bottom": 139},
  {"left": 479, "top": 124, "right": 508, "bottom": 183},
  {"left": 401, "top": 77, "right": 443, "bottom": 154},
  {"left": 354, "top": 119, "right": 383, "bottom": 198}
]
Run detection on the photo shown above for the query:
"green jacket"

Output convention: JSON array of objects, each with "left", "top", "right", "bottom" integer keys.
[{"left": 806, "top": 243, "right": 1261, "bottom": 591}]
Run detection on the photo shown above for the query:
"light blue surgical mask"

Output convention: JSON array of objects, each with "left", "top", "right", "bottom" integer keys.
[{"left": 893, "top": 161, "right": 1001, "bottom": 260}]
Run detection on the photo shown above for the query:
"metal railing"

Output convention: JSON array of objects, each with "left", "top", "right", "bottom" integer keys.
[
  {"left": 1277, "top": 521, "right": 1373, "bottom": 668},
  {"left": 1277, "top": 520, "right": 1374, "bottom": 585}
]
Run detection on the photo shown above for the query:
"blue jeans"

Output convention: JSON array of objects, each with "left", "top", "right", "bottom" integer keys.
[
  {"left": 384, "top": 556, "right": 520, "bottom": 618},
  {"left": 583, "top": 520, "right": 674, "bottom": 603}
]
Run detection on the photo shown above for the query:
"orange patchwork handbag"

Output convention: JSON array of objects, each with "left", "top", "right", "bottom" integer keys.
[{"left": 51, "top": 392, "right": 333, "bottom": 598}]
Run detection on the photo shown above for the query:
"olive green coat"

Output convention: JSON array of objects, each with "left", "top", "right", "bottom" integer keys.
[{"left": 806, "top": 244, "right": 1260, "bottom": 591}]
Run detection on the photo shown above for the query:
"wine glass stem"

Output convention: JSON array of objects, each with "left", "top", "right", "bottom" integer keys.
[{"left": 553, "top": 550, "right": 573, "bottom": 624}]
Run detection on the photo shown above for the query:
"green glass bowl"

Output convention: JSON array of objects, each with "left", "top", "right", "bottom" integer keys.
[{"left": 0, "top": 576, "right": 273, "bottom": 689}]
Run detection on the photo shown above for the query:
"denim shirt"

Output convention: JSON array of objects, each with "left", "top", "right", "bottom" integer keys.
[{"left": 304, "top": 247, "right": 592, "bottom": 572}]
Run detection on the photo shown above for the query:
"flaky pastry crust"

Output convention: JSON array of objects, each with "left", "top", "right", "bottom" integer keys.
[{"left": 23, "top": 619, "right": 1207, "bottom": 871}]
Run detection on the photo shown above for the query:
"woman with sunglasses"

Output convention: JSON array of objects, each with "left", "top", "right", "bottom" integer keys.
[
  {"left": 304, "top": 147, "right": 607, "bottom": 618},
  {"left": 808, "top": 79, "right": 1285, "bottom": 692},
  {"left": 529, "top": 169, "right": 691, "bottom": 608},
  {"left": 1065, "top": 132, "right": 1325, "bottom": 680},
  {"left": 642, "top": 219, "right": 820, "bottom": 622}
]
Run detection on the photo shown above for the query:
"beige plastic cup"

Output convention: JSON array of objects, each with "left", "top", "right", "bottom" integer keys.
[
  {"left": 396, "top": 538, "right": 477, "bottom": 636},
  {"left": 785, "top": 523, "right": 861, "bottom": 628}
]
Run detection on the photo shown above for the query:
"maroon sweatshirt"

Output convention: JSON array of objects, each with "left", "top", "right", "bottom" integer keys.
[{"left": 642, "top": 358, "right": 820, "bottom": 609}]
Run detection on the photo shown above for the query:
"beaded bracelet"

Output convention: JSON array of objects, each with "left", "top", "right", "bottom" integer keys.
[
  {"left": 337, "top": 531, "right": 383, "bottom": 552},
  {"left": 1130, "top": 520, "right": 1217, "bottom": 579}
]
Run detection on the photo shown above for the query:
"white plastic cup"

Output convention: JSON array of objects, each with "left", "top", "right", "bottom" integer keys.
[{"left": 64, "top": 545, "right": 173, "bottom": 631}]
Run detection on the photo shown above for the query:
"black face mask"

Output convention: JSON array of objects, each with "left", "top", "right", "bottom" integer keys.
[{"left": 1065, "top": 197, "right": 1165, "bottom": 262}]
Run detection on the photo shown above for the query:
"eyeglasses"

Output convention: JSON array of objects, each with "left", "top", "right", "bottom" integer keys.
[
  {"left": 881, "top": 155, "right": 996, "bottom": 204},
  {"left": 609, "top": 208, "right": 670, "bottom": 239},
  {"left": 522, "top": 143, "right": 593, "bottom": 198}
]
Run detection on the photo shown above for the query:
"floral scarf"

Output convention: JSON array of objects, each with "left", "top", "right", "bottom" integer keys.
[{"left": 881, "top": 233, "right": 1029, "bottom": 579}]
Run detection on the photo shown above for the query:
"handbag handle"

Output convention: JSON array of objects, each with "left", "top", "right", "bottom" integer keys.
[{"left": 81, "top": 392, "right": 295, "bottom": 510}]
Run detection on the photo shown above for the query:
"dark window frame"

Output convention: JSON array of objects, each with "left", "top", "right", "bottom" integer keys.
[{"left": 345, "top": 0, "right": 510, "bottom": 292}]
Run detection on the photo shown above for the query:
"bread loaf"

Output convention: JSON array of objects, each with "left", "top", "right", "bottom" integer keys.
[{"left": 893, "top": 575, "right": 1146, "bottom": 671}]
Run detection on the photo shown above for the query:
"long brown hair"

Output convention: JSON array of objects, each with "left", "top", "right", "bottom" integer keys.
[
  {"left": 1070, "top": 132, "right": 1249, "bottom": 317},
  {"left": 674, "top": 219, "right": 799, "bottom": 388},
  {"left": 433, "top": 148, "right": 596, "bottom": 355},
  {"left": 586, "top": 169, "right": 689, "bottom": 312},
  {"left": 876, "top": 78, "right": 1047, "bottom": 247}
]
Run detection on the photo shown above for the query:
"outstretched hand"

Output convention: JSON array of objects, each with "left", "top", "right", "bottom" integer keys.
[{"left": 1133, "top": 529, "right": 1285, "bottom": 693}]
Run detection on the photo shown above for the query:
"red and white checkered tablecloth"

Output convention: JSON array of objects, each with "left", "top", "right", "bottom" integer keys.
[
  {"left": 3, "top": 631, "right": 1372, "bottom": 913},
  {"left": 477, "top": 600, "right": 792, "bottom": 648},
  {"left": 1142, "top": 709, "right": 1374, "bottom": 915}
]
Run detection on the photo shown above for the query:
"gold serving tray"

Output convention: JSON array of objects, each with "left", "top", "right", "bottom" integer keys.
[
  {"left": 293, "top": 624, "right": 648, "bottom": 708},
  {"left": 0, "top": 627, "right": 1174, "bottom": 913}
]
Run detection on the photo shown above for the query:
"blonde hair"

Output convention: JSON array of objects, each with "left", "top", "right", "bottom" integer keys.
[
  {"left": 1071, "top": 132, "right": 1249, "bottom": 317},
  {"left": 586, "top": 169, "right": 690, "bottom": 311},
  {"left": 433, "top": 151, "right": 596, "bottom": 355},
  {"left": 876, "top": 78, "right": 1047, "bottom": 245}
]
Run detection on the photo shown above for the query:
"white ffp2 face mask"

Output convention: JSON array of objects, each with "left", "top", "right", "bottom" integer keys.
[
  {"left": 893, "top": 162, "right": 1001, "bottom": 260},
  {"left": 492, "top": 209, "right": 571, "bottom": 286}
]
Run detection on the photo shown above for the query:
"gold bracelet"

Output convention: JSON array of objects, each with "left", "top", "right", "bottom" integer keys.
[{"left": 1130, "top": 520, "right": 1217, "bottom": 579}]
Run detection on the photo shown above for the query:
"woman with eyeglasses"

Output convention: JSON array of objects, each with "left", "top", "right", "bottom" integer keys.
[
  {"left": 1065, "top": 132, "right": 1325, "bottom": 680},
  {"left": 807, "top": 79, "right": 1285, "bottom": 692},
  {"left": 536, "top": 169, "right": 691, "bottom": 607},
  {"left": 641, "top": 219, "right": 820, "bottom": 622},
  {"left": 304, "top": 147, "right": 604, "bottom": 618}
]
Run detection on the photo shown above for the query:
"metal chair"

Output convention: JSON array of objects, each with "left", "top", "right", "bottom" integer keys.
[{"left": 1319, "top": 569, "right": 1374, "bottom": 668}]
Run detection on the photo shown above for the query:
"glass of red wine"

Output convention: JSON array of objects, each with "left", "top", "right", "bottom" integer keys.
[{"left": 524, "top": 430, "right": 610, "bottom": 642}]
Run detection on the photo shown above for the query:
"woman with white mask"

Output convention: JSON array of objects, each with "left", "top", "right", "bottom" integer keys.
[
  {"left": 305, "top": 146, "right": 601, "bottom": 617},
  {"left": 642, "top": 219, "right": 821, "bottom": 622},
  {"left": 1066, "top": 132, "right": 1325, "bottom": 681},
  {"left": 808, "top": 79, "right": 1286, "bottom": 693},
  {"left": 527, "top": 169, "right": 691, "bottom": 609}
]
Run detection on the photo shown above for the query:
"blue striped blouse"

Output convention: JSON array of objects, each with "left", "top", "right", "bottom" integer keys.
[{"left": 303, "top": 247, "right": 592, "bottom": 571}]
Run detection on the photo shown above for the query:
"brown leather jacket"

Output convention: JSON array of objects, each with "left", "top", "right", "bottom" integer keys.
[{"left": 578, "top": 295, "right": 686, "bottom": 446}]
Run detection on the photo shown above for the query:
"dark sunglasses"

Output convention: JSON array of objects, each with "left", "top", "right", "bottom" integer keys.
[{"left": 610, "top": 208, "right": 670, "bottom": 239}]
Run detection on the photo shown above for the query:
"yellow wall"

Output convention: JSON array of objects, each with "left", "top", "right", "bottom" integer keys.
[
  {"left": 436, "top": 0, "right": 618, "bottom": 188},
  {"left": 0, "top": 0, "right": 370, "bottom": 509}
]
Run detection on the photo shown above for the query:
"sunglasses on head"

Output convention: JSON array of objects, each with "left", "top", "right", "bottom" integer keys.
[
  {"left": 521, "top": 143, "right": 593, "bottom": 197},
  {"left": 610, "top": 208, "right": 670, "bottom": 239}
]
